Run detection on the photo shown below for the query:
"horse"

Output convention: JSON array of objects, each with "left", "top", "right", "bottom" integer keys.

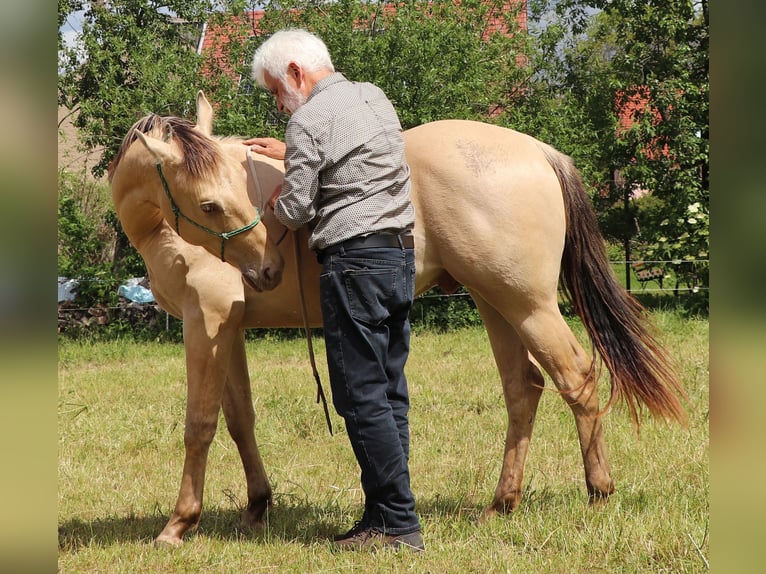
[{"left": 109, "top": 91, "right": 686, "bottom": 547}]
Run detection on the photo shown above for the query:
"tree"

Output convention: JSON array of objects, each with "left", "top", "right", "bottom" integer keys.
[
  {"left": 527, "top": 0, "right": 708, "bottom": 305},
  {"left": 58, "top": 0, "right": 221, "bottom": 177},
  {"left": 196, "top": 0, "right": 531, "bottom": 137},
  {"left": 59, "top": 1, "right": 531, "bottom": 164},
  {"left": 59, "top": 0, "right": 708, "bottom": 313},
  {"left": 599, "top": 0, "right": 708, "bottom": 298}
]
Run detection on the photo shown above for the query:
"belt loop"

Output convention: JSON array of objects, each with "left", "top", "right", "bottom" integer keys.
[{"left": 396, "top": 234, "right": 404, "bottom": 249}]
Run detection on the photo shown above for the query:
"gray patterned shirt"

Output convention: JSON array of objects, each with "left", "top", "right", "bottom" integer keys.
[{"left": 273, "top": 73, "right": 415, "bottom": 251}]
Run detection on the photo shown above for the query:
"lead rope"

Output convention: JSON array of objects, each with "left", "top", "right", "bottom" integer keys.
[
  {"left": 246, "top": 148, "right": 266, "bottom": 214},
  {"left": 247, "top": 148, "right": 288, "bottom": 246},
  {"left": 246, "top": 149, "right": 332, "bottom": 435},
  {"left": 293, "top": 231, "right": 334, "bottom": 436}
]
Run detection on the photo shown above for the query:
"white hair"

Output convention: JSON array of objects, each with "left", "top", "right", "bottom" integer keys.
[{"left": 251, "top": 29, "right": 335, "bottom": 87}]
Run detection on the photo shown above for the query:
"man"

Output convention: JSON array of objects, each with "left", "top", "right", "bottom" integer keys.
[{"left": 243, "top": 28, "right": 423, "bottom": 552}]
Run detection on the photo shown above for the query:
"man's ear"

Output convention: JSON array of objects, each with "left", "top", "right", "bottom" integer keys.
[{"left": 287, "top": 62, "right": 303, "bottom": 84}]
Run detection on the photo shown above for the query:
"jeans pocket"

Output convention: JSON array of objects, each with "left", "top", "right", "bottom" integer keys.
[
  {"left": 343, "top": 266, "right": 396, "bottom": 326},
  {"left": 406, "top": 263, "right": 415, "bottom": 301}
]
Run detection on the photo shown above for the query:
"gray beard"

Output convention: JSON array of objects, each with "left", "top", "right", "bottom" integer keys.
[{"left": 283, "top": 84, "right": 307, "bottom": 114}]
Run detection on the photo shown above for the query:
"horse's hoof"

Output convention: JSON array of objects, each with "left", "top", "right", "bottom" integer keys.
[
  {"left": 239, "top": 512, "right": 266, "bottom": 532},
  {"left": 241, "top": 496, "right": 272, "bottom": 529},
  {"left": 587, "top": 491, "right": 612, "bottom": 507},
  {"left": 587, "top": 480, "right": 615, "bottom": 505},
  {"left": 478, "top": 507, "right": 499, "bottom": 524},
  {"left": 154, "top": 534, "right": 183, "bottom": 548}
]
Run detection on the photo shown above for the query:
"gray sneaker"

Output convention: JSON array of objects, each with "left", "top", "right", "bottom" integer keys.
[{"left": 333, "top": 525, "right": 424, "bottom": 552}]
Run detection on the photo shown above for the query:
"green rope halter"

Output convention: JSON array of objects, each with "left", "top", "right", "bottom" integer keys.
[{"left": 155, "top": 163, "right": 260, "bottom": 261}]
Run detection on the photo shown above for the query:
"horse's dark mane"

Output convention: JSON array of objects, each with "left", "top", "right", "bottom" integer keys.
[{"left": 108, "top": 114, "right": 220, "bottom": 182}]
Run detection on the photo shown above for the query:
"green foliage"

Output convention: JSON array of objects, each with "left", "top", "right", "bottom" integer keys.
[
  {"left": 196, "top": 0, "right": 530, "bottom": 139},
  {"left": 57, "top": 188, "right": 99, "bottom": 279},
  {"left": 251, "top": 0, "right": 528, "bottom": 130},
  {"left": 583, "top": 4, "right": 707, "bottom": 245},
  {"left": 57, "top": 171, "right": 119, "bottom": 304},
  {"left": 57, "top": 0, "right": 709, "bottom": 332},
  {"left": 411, "top": 289, "right": 483, "bottom": 332},
  {"left": 58, "top": 0, "right": 220, "bottom": 177},
  {"left": 58, "top": 170, "right": 152, "bottom": 333},
  {"left": 525, "top": 0, "right": 708, "bottom": 314}
]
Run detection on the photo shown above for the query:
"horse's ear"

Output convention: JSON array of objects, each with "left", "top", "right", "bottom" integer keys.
[
  {"left": 135, "top": 131, "right": 181, "bottom": 165},
  {"left": 196, "top": 90, "right": 213, "bottom": 136}
]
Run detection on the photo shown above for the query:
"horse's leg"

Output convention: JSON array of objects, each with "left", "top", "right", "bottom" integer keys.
[
  {"left": 515, "top": 305, "right": 615, "bottom": 502},
  {"left": 155, "top": 318, "right": 235, "bottom": 547},
  {"left": 221, "top": 330, "right": 273, "bottom": 529},
  {"left": 471, "top": 293, "right": 544, "bottom": 517}
]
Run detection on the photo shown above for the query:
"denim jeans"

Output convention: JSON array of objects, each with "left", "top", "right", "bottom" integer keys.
[{"left": 319, "top": 244, "right": 419, "bottom": 535}]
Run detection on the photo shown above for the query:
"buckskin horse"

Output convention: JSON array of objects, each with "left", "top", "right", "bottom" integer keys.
[{"left": 109, "top": 91, "right": 686, "bottom": 547}]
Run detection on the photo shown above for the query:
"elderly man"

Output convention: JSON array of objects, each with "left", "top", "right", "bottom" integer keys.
[{"left": 243, "top": 28, "right": 423, "bottom": 552}]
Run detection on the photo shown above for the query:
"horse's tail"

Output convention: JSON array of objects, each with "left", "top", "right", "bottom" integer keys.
[{"left": 539, "top": 143, "right": 687, "bottom": 427}]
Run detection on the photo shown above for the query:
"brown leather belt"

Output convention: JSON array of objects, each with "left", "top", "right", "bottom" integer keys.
[{"left": 319, "top": 232, "right": 414, "bottom": 258}]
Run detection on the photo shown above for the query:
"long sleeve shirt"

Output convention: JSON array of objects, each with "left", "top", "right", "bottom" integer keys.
[{"left": 273, "top": 73, "right": 415, "bottom": 251}]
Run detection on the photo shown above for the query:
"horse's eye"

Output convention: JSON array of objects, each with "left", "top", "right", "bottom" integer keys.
[{"left": 200, "top": 202, "right": 218, "bottom": 214}]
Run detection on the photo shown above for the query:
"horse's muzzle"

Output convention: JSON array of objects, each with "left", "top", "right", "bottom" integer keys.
[{"left": 241, "top": 263, "right": 282, "bottom": 292}]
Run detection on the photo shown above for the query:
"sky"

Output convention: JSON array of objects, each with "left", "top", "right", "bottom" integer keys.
[
  {"left": 60, "top": 9, "right": 84, "bottom": 48},
  {"left": 59, "top": 9, "right": 86, "bottom": 68}
]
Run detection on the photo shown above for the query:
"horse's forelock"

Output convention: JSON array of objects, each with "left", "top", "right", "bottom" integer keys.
[
  {"left": 167, "top": 119, "right": 220, "bottom": 179},
  {"left": 108, "top": 114, "right": 220, "bottom": 182}
]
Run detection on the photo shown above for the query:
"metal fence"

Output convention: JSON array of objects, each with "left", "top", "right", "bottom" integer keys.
[{"left": 57, "top": 259, "right": 709, "bottom": 332}]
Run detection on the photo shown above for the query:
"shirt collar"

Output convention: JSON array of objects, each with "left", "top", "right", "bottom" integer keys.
[{"left": 309, "top": 72, "right": 348, "bottom": 101}]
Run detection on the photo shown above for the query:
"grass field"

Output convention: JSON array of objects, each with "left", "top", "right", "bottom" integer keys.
[{"left": 58, "top": 311, "right": 708, "bottom": 573}]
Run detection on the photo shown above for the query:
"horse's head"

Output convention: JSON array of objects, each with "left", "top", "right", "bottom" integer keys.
[{"left": 112, "top": 92, "right": 284, "bottom": 292}]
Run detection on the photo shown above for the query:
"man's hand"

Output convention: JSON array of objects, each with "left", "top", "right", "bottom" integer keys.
[
  {"left": 243, "top": 137, "right": 286, "bottom": 161},
  {"left": 268, "top": 184, "right": 283, "bottom": 210}
]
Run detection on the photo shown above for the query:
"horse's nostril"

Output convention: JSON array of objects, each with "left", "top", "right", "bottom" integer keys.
[{"left": 263, "top": 265, "right": 282, "bottom": 290}]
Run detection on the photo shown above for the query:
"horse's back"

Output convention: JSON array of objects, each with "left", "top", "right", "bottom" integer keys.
[{"left": 404, "top": 120, "right": 567, "bottom": 299}]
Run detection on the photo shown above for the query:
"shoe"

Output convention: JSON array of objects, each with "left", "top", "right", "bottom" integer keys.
[
  {"left": 332, "top": 520, "right": 368, "bottom": 542},
  {"left": 333, "top": 525, "right": 424, "bottom": 552}
]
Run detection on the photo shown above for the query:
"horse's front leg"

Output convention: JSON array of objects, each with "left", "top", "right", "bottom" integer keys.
[
  {"left": 221, "top": 330, "right": 272, "bottom": 529},
  {"left": 155, "top": 320, "right": 235, "bottom": 547}
]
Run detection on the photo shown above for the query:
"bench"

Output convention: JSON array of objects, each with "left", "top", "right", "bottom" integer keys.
[{"left": 631, "top": 261, "right": 665, "bottom": 290}]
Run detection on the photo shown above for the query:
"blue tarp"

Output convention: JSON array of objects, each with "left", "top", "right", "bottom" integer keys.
[
  {"left": 57, "top": 277, "right": 156, "bottom": 304},
  {"left": 117, "top": 277, "right": 155, "bottom": 303},
  {"left": 57, "top": 277, "right": 78, "bottom": 302}
]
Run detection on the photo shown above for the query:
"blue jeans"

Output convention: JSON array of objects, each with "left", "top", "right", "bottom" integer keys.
[{"left": 319, "top": 244, "right": 419, "bottom": 535}]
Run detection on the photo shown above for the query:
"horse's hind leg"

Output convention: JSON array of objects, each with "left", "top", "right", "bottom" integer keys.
[
  {"left": 221, "top": 331, "right": 272, "bottom": 529},
  {"left": 517, "top": 306, "right": 615, "bottom": 502},
  {"left": 471, "top": 294, "right": 544, "bottom": 517}
]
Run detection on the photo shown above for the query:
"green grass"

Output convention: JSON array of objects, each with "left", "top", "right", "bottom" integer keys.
[{"left": 58, "top": 311, "right": 708, "bottom": 572}]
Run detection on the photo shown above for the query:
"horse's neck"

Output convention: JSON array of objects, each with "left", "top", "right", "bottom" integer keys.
[{"left": 113, "top": 183, "right": 165, "bottom": 252}]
